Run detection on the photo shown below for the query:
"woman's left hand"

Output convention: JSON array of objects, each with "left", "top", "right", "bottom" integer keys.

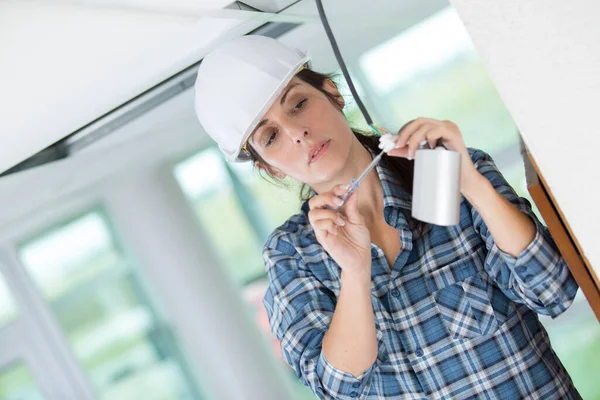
[{"left": 385, "top": 117, "right": 482, "bottom": 193}]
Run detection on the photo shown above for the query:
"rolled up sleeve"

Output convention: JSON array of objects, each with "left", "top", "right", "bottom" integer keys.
[
  {"left": 263, "top": 239, "right": 376, "bottom": 399},
  {"left": 468, "top": 148, "right": 578, "bottom": 317},
  {"left": 317, "top": 352, "right": 376, "bottom": 399}
]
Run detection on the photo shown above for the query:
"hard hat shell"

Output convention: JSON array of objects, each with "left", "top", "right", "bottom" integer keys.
[{"left": 194, "top": 35, "right": 310, "bottom": 162}]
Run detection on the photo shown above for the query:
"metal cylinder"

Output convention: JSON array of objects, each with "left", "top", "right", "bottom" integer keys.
[{"left": 412, "top": 147, "right": 462, "bottom": 226}]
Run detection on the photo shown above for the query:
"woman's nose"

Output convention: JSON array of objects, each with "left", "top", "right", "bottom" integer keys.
[
  {"left": 283, "top": 126, "right": 308, "bottom": 143},
  {"left": 294, "top": 131, "right": 309, "bottom": 144}
]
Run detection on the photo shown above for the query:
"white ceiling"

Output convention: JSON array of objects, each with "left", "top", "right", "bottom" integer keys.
[
  {"left": 0, "top": 0, "right": 289, "bottom": 174},
  {"left": 0, "top": 0, "right": 448, "bottom": 227}
]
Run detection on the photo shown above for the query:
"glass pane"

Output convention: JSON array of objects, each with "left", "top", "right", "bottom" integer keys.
[
  {"left": 228, "top": 160, "right": 303, "bottom": 230},
  {"left": 541, "top": 293, "right": 600, "bottom": 400},
  {"left": 0, "top": 272, "right": 18, "bottom": 328},
  {"left": 242, "top": 279, "right": 316, "bottom": 400},
  {"left": 174, "top": 148, "right": 267, "bottom": 283},
  {"left": 359, "top": 6, "right": 519, "bottom": 156},
  {"left": 0, "top": 362, "right": 45, "bottom": 400},
  {"left": 19, "top": 213, "right": 119, "bottom": 300},
  {"left": 19, "top": 212, "right": 201, "bottom": 400},
  {"left": 177, "top": 149, "right": 311, "bottom": 397}
]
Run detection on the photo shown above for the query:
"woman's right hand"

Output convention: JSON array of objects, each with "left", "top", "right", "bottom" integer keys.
[{"left": 308, "top": 185, "right": 372, "bottom": 278}]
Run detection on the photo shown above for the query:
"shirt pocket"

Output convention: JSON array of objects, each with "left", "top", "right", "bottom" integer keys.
[{"left": 426, "top": 246, "right": 513, "bottom": 340}]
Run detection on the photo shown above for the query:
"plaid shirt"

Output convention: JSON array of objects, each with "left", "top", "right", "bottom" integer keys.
[{"left": 263, "top": 148, "right": 580, "bottom": 400}]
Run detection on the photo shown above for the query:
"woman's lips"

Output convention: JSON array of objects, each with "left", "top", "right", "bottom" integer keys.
[{"left": 309, "top": 140, "right": 331, "bottom": 164}]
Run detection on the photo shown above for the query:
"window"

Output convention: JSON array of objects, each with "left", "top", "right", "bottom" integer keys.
[
  {"left": 174, "top": 149, "right": 314, "bottom": 398},
  {"left": 359, "top": 7, "right": 519, "bottom": 153},
  {"left": 540, "top": 294, "right": 600, "bottom": 399},
  {"left": 0, "top": 362, "right": 45, "bottom": 400},
  {"left": 174, "top": 147, "right": 301, "bottom": 285},
  {"left": 0, "top": 272, "right": 18, "bottom": 329},
  {"left": 18, "top": 211, "right": 202, "bottom": 400}
]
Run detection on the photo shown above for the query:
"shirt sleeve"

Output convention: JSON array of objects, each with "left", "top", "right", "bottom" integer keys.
[
  {"left": 262, "top": 237, "right": 376, "bottom": 399},
  {"left": 467, "top": 148, "right": 578, "bottom": 317}
]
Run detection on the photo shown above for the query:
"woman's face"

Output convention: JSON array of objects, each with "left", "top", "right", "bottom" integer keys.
[{"left": 248, "top": 77, "right": 355, "bottom": 187}]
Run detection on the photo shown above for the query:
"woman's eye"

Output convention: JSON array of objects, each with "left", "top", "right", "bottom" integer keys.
[
  {"left": 292, "top": 99, "right": 307, "bottom": 113},
  {"left": 265, "top": 130, "right": 277, "bottom": 147}
]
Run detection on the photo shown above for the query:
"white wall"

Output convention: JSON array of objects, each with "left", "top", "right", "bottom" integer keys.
[{"left": 451, "top": 0, "right": 600, "bottom": 275}]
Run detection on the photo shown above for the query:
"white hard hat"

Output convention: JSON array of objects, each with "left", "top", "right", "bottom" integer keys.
[{"left": 194, "top": 35, "right": 310, "bottom": 162}]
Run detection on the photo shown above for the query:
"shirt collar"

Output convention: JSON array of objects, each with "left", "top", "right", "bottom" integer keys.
[{"left": 369, "top": 146, "right": 413, "bottom": 211}]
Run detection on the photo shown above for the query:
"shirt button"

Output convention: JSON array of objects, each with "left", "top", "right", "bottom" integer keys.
[
  {"left": 352, "top": 382, "right": 361, "bottom": 388},
  {"left": 516, "top": 266, "right": 527, "bottom": 274},
  {"left": 380, "top": 353, "right": 388, "bottom": 362},
  {"left": 350, "top": 391, "right": 359, "bottom": 398},
  {"left": 415, "top": 348, "right": 424, "bottom": 357},
  {"left": 371, "top": 248, "right": 378, "bottom": 258},
  {"left": 391, "top": 289, "right": 400, "bottom": 297},
  {"left": 524, "top": 274, "right": 534, "bottom": 283}
]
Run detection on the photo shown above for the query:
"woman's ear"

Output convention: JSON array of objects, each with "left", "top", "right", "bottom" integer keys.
[
  {"left": 323, "top": 79, "right": 345, "bottom": 109},
  {"left": 254, "top": 161, "right": 286, "bottom": 180}
]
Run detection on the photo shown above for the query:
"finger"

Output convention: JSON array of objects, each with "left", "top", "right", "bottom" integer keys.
[
  {"left": 396, "top": 118, "right": 432, "bottom": 148},
  {"left": 428, "top": 136, "right": 438, "bottom": 150},
  {"left": 332, "top": 184, "right": 350, "bottom": 197},
  {"left": 308, "top": 208, "right": 344, "bottom": 225},
  {"left": 386, "top": 146, "right": 410, "bottom": 159},
  {"left": 395, "top": 119, "right": 420, "bottom": 148},
  {"left": 342, "top": 188, "right": 362, "bottom": 224},
  {"left": 405, "top": 126, "right": 434, "bottom": 160},
  {"left": 408, "top": 127, "right": 445, "bottom": 159},
  {"left": 425, "top": 129, "right": 444, "bottom": 151},
  {"left": 308, "top": 192, "right": 344, "bottom": 210},
  {"left": 418, "top": 117, "right": 443, "bottom": 125},
  {"left": 312, "top": 219, "right": 339, "bottom": 236}
]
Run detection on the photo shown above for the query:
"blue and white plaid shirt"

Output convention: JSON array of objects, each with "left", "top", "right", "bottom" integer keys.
[{"left": 263, "top": 149, "right": 580, "bottom": 399}]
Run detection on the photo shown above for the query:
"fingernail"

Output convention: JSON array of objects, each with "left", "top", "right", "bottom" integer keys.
[
  {"left": 337, "top": 216, "right": 345, "bottom": 226},
  {"left": 334, "top": 197, "right": 344, "bottom": 206},
  {"left": 340, "top": 184, "right": 349, "bottom": 190}
]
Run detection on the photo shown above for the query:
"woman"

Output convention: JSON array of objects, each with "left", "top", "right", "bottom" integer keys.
[{"left": 194, "top": 35, "right": 581, "bottom": 399}]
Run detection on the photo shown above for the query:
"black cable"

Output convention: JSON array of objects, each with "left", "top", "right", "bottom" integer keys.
[{"left": 315, "top": 0, "right": 373, "bottom": 126}]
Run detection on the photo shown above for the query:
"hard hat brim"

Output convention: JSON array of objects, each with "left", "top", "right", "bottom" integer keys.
[{"left": 228, "top": 58, "right": 311, "bottom": 163}]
